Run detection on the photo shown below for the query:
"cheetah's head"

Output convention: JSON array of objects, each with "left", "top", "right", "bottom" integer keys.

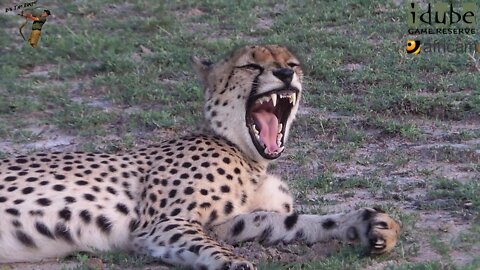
[{"left": 193, "top": 45, "right": 303, "bottom": 162}]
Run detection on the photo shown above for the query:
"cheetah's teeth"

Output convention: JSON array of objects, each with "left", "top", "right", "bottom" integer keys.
[
  {"left": 278, "top": 123, "right": 283, "bottom": 133},
  {"left": 289, "top": 93, "right": 296, "bottom": 105},
  {"left": 257, "top": 96, "right": 271, "bottom": 105},
  {"left": 271, "top": 93, "right": 277, "bottom": 107},
  {"left": 374, "top": 239, "right": 385, "bottom": 248},
  {"left": 265, "top": 146, "right": 284, "bottom": 155},
  {"left": 253, "top": 124, "right": 259, "bottom": 135},
  {"left": 276, "top": 133, "right": 283, "bottom": 146}
]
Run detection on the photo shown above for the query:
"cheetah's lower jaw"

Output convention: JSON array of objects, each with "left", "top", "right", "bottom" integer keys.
[{"left": 252, "top": 110, "right": 281, "bottom": 154}]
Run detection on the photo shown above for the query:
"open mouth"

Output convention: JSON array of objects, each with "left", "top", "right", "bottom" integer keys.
[{"left": 246, "top": 88, "right": 298, "bottom": 159}]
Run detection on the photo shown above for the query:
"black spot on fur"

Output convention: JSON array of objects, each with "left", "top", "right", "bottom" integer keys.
[
  {"left": 187, "top": 202, "right": 197, "bottom": 211},
  {"left": 64, "top": 196, "right": 76, "bottom": 204},
  {"left": 5, "top": 176, "right": 17, "bottom": 182},
  {"left": 6, "top": 208, "right": 20, "bottom": 216},
  {"left": 322, "top": 219, "right": 337, "bottom": 229},
  {"left": 257, "top": 226, "right": 273, "bottom": 244},
  {"left": 79, "top": 210, "right": 92, "bottom": 224},
  {"left": 26, "top": 177, "right": 38, "bottom": 182},
  {"left": 200, "top": 202, "right": 211, "bottom": 208},
  {"left": 16, "top": 230, "right": 37, "bottom": 248},
  {"left": 35, "top": 222, "right": 54, "bottom": 239},
  {"left": 232, "top": 219, "right": 245, "bottom": 236},
  {"left": 54, "top": 223, "right": 73, "bottom": 243},
  {"left": 209, "top": 210, "right": 218, "bottom": 223},
  {"left": 224, "top": 201, "right": 234, "bottom": 215},
  {"left": 36, "top": 198, "right": 51, "bottom": 206},
  {"left": 83, "top": 193, "right": 96, "bottom": 201},
  {"left": 12, "top": 220, "right": 22, "bottom": 228},
  {"left": 164, "top": 224, "right": 181, "bottom": 233},
  {"left": 129, "top": 219, "right": 140, "bottom": 232},
  {"left": 169, "top": 233, "right": 182, "bottom": 244},
  {"left": 159, "top": 198, "right": 167, "bottom": 208},
  {"left": 58, "top": 208, "right": 72, "bottom": 221},
  {"left": 29, "top": 210, "right": 44, "bottom": 216},
  {"left": 284, "top": 213, "right": 298, "bottom": 230},
  {"left": 53, "top": 184, "right": 65, "bottom": 191},
  {"left": 116, "top": 203, "right": 129, "bottom": 215},
  {"left": 75, "top": 180, "right": 88, "bottom": 186},
  {"left": 55, "top": 174, "right": 66, "bottom": 180},
  {"left": 106, "top": 186, "right": 117, "bottom": 195},
  {"left": 13, "top": 199, "right": 24, "bottom": 205},
  {"left": 15, "top": 158, "right": 28, "bottom": 164},
  {"left": 171, "top": 208, "right": 181, "bottom": 216},
  {"left": 96, "top": 215, "right": 112, "bottom": 234},
  {"left": 184, "top": 187, "right": 194, "bottom": 195},
  {"left": 220, "top": 185, "right": 230, "bottom": 193}
]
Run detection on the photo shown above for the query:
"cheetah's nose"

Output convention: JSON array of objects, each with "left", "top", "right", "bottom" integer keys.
[{"left": 272, "top": 68, "right": 294, "bottom": 86}]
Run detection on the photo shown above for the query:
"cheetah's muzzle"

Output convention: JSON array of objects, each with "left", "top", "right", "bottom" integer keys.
[{"left": 246, "top": 87, "right": 299, "bottom": 159}]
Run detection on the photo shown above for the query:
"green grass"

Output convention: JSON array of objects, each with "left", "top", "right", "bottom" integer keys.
[
  {"left": 384, "top": 259, "right": 480, "bottom": 270},
  {"left": 259, "top": 246, "right": 377, "bottom": 270},
  {"left": 418, "top": 177, "right": 480, "bottom": 212}
]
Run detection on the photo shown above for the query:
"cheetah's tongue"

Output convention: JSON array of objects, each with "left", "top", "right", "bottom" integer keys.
[{"left": 252, "top": 110, "right": 280, "bottom": 154}]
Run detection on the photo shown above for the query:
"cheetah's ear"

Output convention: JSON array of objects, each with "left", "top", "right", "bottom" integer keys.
[{"left": 191, "top": 56, "right": 213, "bottom": 89}]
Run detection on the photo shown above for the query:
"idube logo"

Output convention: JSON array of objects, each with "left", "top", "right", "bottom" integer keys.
[{"left": 407, "top": 2, "right": 477, "bottom": 35}]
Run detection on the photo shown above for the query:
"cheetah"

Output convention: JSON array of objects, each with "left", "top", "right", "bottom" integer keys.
[{"left": 0, "top": 45, "right": 400, "bottom": 270}]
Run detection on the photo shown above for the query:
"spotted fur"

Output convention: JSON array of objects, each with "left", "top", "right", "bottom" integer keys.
[{"left": 0, "top": 45, "right": 400, "bottom": 270}]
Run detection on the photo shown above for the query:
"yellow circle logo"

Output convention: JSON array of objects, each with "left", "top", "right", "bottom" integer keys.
[{"left": 406, "top": 40, "right": 421, "bottom": 54}]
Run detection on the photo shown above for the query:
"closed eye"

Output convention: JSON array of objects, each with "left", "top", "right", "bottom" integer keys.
[
  {"left": 287, "top": 62, "right": 300, "bottom": 68},
  {"left": 236, "top": 63, "right": 264, "bottom": 71}
]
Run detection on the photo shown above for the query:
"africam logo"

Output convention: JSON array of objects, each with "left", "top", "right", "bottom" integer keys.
[
  {"left": 406, "top": 39, "right": 480, "bottom": 54},
  {"left": 4, "top": 0, "right": 51, "bottom": 48}
]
